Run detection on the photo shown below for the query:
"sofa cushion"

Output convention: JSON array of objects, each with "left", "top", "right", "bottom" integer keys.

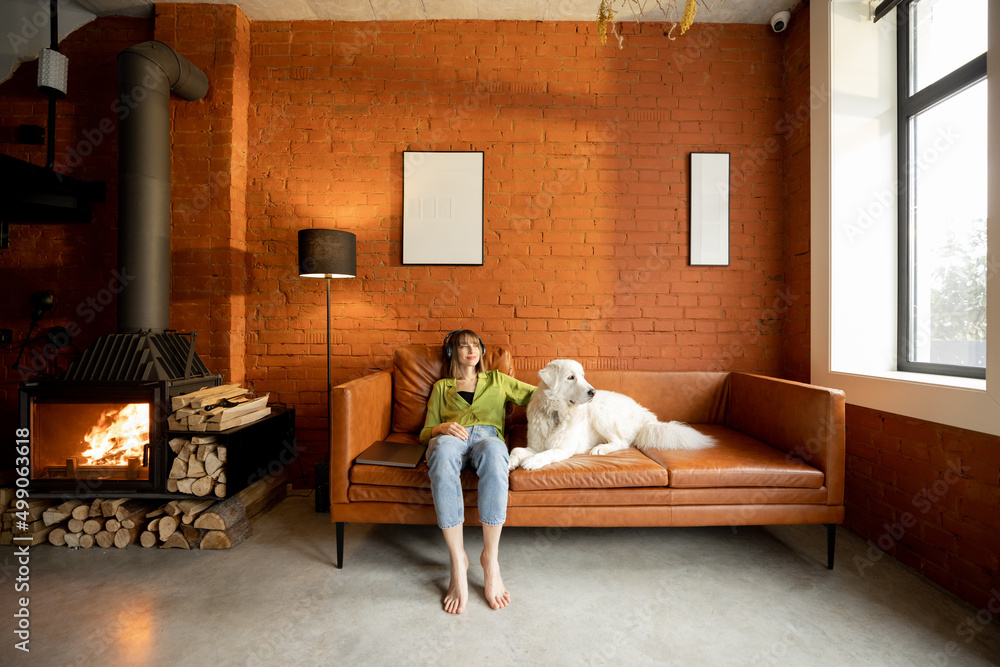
[
  {"left": 391, "top": 344, "right": 515, "bottom": 434},
  {"left": 350, "top": 460, "right": 480, "bottom": 491},
  {"left": 508, "top": 449, "right": 668, "bottom": 491},
  {"left": 642, "top": 424, "right": 825, "bottom": 489}
]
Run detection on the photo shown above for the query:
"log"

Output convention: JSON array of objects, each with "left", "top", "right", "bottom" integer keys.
[
  {"left": 191, "top": 435, "right": 218, "bottom": 445},
  {"left": 207, "top": 394, "right": 268, "bottom": 422},
  {"left": 187, "top": 458, "right": 206, "bottom": 478},
  {"left": 79, "top": 533, "right": 95, "bottom": 548},
  {"left": 214, "top": 483, "right": 227, "bottom": 498},
  {"left": 100, "top": 498, "right": 129, "bottom": 518},
  {"left": 177, "top": 478, "right": 195, "bottom": 494},
  {"left": 166, "top": 478, "right": 179, "bottom": 493},
  {"left": 43, "top": 499, "right": 85, "bottom": 526},
  {"left": 67, "top": 518, "right": 85, "bottom": 534},
  {"left": 197, "top": 444, "right": 217, "bottom": 461},
  {"left": 158, "top": 515, "right": 177, "bottom": 541},
  {"left": 191, "top": 476, "right": 214, "bottom": 497},
  {"left": 199, "top": 519, "right": 251, "bottom": 550},
  {"left": 71, "top": 504, "right": 91, "bottom": 521},
  {"left": 140, "top": 531, "right": 158, "bottom": 548},
  {"left": 114, "top": 527, "right": 140, "bottom": 548},
  {"left": 207, "top": 407, "right": 271, "bottom": 431},
  {"left": 168, "top": 437, "right": 188, "bottom": 454},
  {"left": 204, "top": 453, "right": 224, "bottom": 476},
  {"left": 115, "top": 499, "right": 155, "bottom": 523},
  {"left": 147, "top": 517, "right": 161, "bottom": 532},
  {"left": 171, "top": 383, "right": 239, "bottom": 411},
  {"left": 177, "top": 499, "right": 215, "bottom": 523},
  {"left": 193, "top": 469, "right": 288, "bottom": 530},
  {"left": 105, "top": 519, "right": 121, "bottom": 533},
  {"left": 169, "top": 458, "right": 187, "bottom": 479},
  {"left": 64, "top": 532, "right": 83, "bottom": 548},
  {"left": 48, "top": 527, "right": 68, "bottom": 547},
  {"left": 159, "top": 525, "right": 202, "bottom": 549},
  {"left": 190, "top": 385, "right": 247, "bottom": 410},
  {"left": 160, "top": 532, "right": 191, "bottom": 549},
  {"left": 0, "top": 488, "right": 13, "bottom": 513},
  {"left": 83, "top": 518, "right": 105, "bottom": 535},
  {"left": 88, "top": 498, "right": 104, "bottom": 517},
  {"left": 95, "top": 530, "right": 115, "bottom": 548}
]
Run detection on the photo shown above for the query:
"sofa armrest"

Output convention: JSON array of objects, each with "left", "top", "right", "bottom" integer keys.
[
  {"left": 329, "top": 369, "right": 393, "bottom": 504},
  {"left": 727, "top": 373, "right": 846, "bottom": 506}
]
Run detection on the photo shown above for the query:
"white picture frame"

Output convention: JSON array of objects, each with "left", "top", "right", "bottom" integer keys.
[
  {"left": 402, "top": 151, "right": 484, "bottom": 265},
  {"left": 689, "top": 152, "right": 731, "bottom": 266}
]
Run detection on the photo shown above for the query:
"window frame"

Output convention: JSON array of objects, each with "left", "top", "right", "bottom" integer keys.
[{"left": 896, "top": 0, "right": 988, "bottom": 379}]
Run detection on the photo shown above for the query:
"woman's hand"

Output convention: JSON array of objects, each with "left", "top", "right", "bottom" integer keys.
[{"left": 434, "top": 422, "right": 468, "bottom": 439}]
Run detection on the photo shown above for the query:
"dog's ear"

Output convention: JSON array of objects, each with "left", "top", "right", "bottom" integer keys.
[{"left": 538, "top": 363, "right": 557, "bottom": 386}]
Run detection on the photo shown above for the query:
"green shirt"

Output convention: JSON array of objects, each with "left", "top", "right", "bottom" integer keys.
[{"left": 419, "top": 370, "right": 536, "bottom": 445}]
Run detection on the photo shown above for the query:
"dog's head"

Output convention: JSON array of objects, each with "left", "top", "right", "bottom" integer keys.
[{"left": 537, "top": 359, "right": 596, "bottom": 406}]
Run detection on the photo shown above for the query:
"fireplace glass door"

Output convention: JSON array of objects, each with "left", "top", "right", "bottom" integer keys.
[{"left": 32, "top": 400, "right": 151, "bottom": 481}]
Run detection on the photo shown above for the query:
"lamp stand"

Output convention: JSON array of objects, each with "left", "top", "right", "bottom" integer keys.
[{"left": 315, "top": 276, "right": 332, "bottom": 513}]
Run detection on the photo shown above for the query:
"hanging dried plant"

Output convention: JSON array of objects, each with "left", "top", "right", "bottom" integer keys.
[
  {"left": 598, "top": 0, "right": 717, "bottom": 46},
  {"left": 597, "top": 0, "right": 615, "bottom": 45}
]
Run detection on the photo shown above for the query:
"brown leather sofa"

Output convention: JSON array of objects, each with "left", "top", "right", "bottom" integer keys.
[{"left": 329, "top": 345, "right": 846, "bottom": 569}]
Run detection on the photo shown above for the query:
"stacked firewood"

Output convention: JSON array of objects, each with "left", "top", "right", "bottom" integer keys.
[
  {"left": 168, "top": 435, "right": 227, "bottom": 497},
  {"left": 168, "top": 384, "right": 270, "bottom": 432},
  {"left": 0, "top": 489, "right": 54, "bottom": 546},
  {"left": 0, "top": 470, "right": 286, "bottom": 550}
]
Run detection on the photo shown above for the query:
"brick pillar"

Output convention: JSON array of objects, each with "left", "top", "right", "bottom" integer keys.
[{"left": 154, "top": 4, "right": 250, "bottom": 385}]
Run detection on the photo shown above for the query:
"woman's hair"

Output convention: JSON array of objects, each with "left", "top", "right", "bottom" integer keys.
[{"left": 445, "top": 330, "right": 486, "bottom": 378}]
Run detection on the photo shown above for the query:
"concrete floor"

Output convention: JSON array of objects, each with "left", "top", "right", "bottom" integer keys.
[{"left": 1, "top": 494, "right": 998, "bottom": 666}]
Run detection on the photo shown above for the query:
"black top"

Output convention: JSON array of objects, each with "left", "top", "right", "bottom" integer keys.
[{"left": 458, "top": 390, "right": 475, "bottom": 404}]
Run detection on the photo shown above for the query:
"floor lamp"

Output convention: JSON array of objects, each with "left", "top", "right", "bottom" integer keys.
[{"left": 298, "top": 229, "right": 357, "bottom": 513}]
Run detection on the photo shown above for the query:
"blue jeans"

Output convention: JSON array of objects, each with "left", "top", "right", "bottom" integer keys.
[{"left": 426, "top": 425, "right": 509, "bottom": 530}]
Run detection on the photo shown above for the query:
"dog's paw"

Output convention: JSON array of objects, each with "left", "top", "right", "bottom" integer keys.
[
  {"left": 508, "top": 447, "right": 530, "bottom": 471},
  {"left": 589, "top": 442, "right": 628, "bottom": 456},
  {"left": 520, "top": 455, "right": 547, "bottom": 471}
]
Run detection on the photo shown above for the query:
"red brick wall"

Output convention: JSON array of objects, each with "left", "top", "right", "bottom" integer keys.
[
  {"left": 244, "top": 18, "right": 791, "bottom": 455},
  {"left": 845, "top": 405, "right": 1000, "bottom": 611}
]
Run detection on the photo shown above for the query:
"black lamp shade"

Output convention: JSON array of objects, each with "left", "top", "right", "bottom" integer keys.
[{"left": 298, "top": 229, "right": 357, "bottom": 278}]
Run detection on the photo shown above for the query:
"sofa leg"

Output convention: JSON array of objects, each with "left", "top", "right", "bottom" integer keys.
[
  {"left": 336, "top": 522, "right": 345, "bottom": 569},
  {"left": 825, "top": 524, "right": 836, "bottom": 570}
]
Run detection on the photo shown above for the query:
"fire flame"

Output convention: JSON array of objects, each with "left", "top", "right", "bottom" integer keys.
[{"left": 81, "top": 403, "right": 150, "bottom": 466}]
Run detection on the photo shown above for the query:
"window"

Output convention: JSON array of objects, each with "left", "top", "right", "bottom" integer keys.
[{"left": 897, "top": 0, "right": 988, "bottom": 378}]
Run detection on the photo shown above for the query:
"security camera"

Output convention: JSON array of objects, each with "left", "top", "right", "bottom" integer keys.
[{"left": 770, "top": 10, "right": 791, "bottom": 33}]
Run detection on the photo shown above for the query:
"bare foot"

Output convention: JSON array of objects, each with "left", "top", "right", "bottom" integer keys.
[
  {"left": 443, "top": 551, "right": 469, "bottom": 614},
  {"left": 481, "top": 551, "right": 510, "bottom": 610}
]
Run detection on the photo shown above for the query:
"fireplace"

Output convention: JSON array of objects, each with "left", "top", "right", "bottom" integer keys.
[{"left": 21, "top": 374, "right": 213, "bottom": 496}]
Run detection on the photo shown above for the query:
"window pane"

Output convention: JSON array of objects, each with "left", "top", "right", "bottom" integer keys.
[
  {"left": 910, "top": 0, "right": 987, "bottom": 94},
  {"left": 908, "top": 79, "right": 987, "bottom": 369}
]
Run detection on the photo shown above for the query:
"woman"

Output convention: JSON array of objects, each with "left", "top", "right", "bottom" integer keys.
[{"left": 420, "top": 330, "right": 535, "bottom": 614}]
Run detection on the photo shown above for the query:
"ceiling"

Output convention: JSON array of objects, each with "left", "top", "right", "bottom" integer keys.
[{"left": 74, "top": 0, "right": 796, "bottom": 24}]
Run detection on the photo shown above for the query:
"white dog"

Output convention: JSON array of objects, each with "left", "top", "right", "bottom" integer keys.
[{"left": 509, "top": 359, "right": 715, "bottom": 471}]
